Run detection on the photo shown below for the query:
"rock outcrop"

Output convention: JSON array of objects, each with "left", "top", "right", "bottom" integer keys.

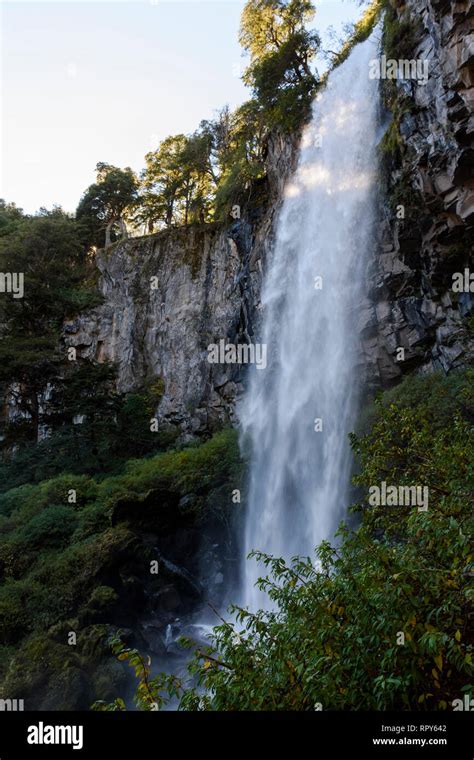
[
  {"left": 361, "top": 0, "right": 474, "bottom": 388},
  {"left": 64, "top": 132, "right": 300, "bottom": 438}
]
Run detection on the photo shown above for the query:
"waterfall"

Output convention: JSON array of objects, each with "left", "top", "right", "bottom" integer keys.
[{"left": 239, "top": 29, "right": 381, "bottom": 610}]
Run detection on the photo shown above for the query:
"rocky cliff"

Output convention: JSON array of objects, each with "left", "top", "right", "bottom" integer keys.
[
  {"left": 65, "top": 0, "right": 473, "bottom": 433},
  {"left": 362, "top": 0, "right": 474, "bottom": 388},
  {"left": 63, "top": 131, "right": 299, "bottom": 438}
]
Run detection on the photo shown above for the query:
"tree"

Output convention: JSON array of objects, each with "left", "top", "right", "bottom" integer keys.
[
  {"left": 138, "top": 135, "right": 188, "bottom": 230},
  {"left": 240, "top": 0, "right": 318, "bottom": 72},
  {"left": 179, "top": 130, "right": 215, "bottom": 223},
  {"left": 198, "top": 109, "right": 232, "bottom": 183},
  {"left": 76, "top": 163, "right": 139, "bottom": 249},
  {"left": 0, "top": 200, "right": 24, "bottom": 237},
  {"left": 0, "top": 208, "right": 91, "bottom": 334},
  {"left": 0, "top": 209, "right": 99, "bottom": 442},
  {"left": 239, "top": 0, "right": 320, "bottom": 130},
  {"left": 136, "top": 131, "right": 215, "bottom": 230},
  {"left": 214, "top": 100, "right": 267, "bottom": 215}
]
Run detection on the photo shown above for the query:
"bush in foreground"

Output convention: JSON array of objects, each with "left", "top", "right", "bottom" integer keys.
[{"left": 95, "top": 371, "right": 473, "bottom": 711}]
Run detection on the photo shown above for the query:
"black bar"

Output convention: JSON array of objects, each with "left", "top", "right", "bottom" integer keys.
[{"left": 0, "top": 711, "right": 471, "bottom": 758}]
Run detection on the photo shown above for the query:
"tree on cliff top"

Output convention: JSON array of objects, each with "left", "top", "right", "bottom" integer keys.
[
  {"left": 240, "top": 0, "right": 318, "bottom": 70},
  {"left": 76, "top": 163, "right": 139, "bottom": 249},
  {"left": 239, "top": 0, "right": 320, "bottom": 129},
  {"left": 135, "top": 131, "right": 215, "bottom": 231}
]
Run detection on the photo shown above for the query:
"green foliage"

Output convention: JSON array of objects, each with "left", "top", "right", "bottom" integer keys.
[
  {"left": 213, "top": 101, "right": 268, "bottom": 216},
  {"left": 135, "top": 103, "right": 267, "bottom": 228},
  {"left": 239, "top": 0, "right": 319, "bottom": 133},
  {"left": 0, "top": 208, "right": 90, "bottom": 334},
  {"left": 97, "top": 428, "right": 243, "bottom": 509},
  {"left": 0, "top": 368, "right": 176, "bottom": 492},
  {"left": 0, "top": 200, "right": 25, "bottom": 237},
  {"left": 379, "top": 87, "right": 417, "bottom": 183},
  {"left": 92, "top": 632, "right": 182, "bottom": 711},
  {"left": 0, "top": 209, "right": 101, "bottom": 444},
  {"left": 0, "top": 428, "right": 242, "bottom": 662},
  {"left": 135, "top": 131, "right": 216, "bottom": 231},
  {"left": 378, "top": 3, "right": 423, "bottom": 181},
  {"left": 87, "top": 585, "right": 118, "bottom": 610},
  {"left": 248, "top": 44, "right": 317, "bottom": 132},
  {"left": 76, "top": 163, "right": 139, "bottom": 249},
  {"left": 16, "top": 505, "right": 78, "bottom": 548},
  {"left": 82, "top": 1, "right": 386, "bottom": 232},
  {"left": 331, "top": 0, "right": 383, "bottom": 70},
  {"left": 0, "top": 626, "right": 127, "bottom": 710},
  {"left": 239, "top": 0, "right": 317, "bottom": 67},
  {"left": 379, "top": 117, "right": 403, "bottom": 172},
  {"left": 0, "top": 427, "right": 242, "bottom": 703},
  {"left": 128, "top": 0, "right": 330, "bottom": 229},
  {"left": 105, "top": 371, "right": 473, "bottom": 711}
]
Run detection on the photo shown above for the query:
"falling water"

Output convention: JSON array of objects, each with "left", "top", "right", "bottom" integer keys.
[{"left": 239, "top": 29, "right": 381, "bottom": 610}]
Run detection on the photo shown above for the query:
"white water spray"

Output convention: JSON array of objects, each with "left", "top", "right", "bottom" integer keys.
[{"left": 239, "top": 30, "right": 381, "bottom": 610}]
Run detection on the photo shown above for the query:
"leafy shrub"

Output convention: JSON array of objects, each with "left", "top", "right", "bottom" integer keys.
[
  {"left": 0, "top": 484, "right": 37, "bottom": 518},
  {"left": 97, "top": 429, "right": 242, "bottom": 508},
  {"left": 101, "top": 371, "right": 473, "bottom": 711},
  {"left": 0, "top": 579, "right": 37, "bottom": 643},
  {"left": 16, "top": 505, "right": 78, "bottom": 549}
]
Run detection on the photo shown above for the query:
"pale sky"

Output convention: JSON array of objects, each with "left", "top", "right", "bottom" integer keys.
[{"left": 1, "top": 0, "right": 361, "bottom": 213}]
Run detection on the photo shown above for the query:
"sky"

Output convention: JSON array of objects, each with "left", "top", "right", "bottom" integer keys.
[{"left": 1, "top": 0, "right": 362, "bottom": 214}]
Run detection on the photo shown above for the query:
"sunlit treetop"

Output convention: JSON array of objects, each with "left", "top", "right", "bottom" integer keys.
[{"left": 239, "top": 0, "right": 317, "bottom": 63}]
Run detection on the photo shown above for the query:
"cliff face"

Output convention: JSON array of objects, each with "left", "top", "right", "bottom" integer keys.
[
  {"left": 64, "top": 132, "right": 299, "bottom": 438},
  {"left": 361, "top": 0, "right": 474, "bottom": 388},
  {"left": 66, "top": 0, "right": 473, "bottom": 431}
]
